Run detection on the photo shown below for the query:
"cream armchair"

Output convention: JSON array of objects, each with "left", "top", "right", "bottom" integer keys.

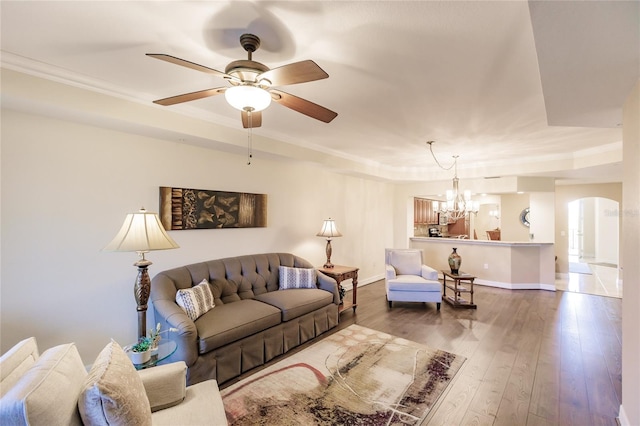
[
  {"left": 385, "top": 248, "right": 442, "bottom": 310},
  {"left": 0, "top": 337, "right": 227, "bottom": 425}
]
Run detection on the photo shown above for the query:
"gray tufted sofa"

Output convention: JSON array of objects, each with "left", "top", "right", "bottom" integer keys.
[{"left": 150, "top": 253, "right": 340, "bottom": 386}]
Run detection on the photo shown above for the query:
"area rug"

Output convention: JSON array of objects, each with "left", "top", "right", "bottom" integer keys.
[
  {"left": 220, "top": 324, "right": 466, "bottom": 425},
  {"left": 569, "top": 261, "right": 592, "bottom": 274}
]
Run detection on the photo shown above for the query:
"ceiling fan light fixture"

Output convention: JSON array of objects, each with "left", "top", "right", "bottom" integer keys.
[{"left": 225, "top": 85, "right": 271, "bottom": 112}]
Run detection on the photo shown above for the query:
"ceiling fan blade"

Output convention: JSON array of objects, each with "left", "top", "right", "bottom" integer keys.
[
  {"left": 241, "top": 110, "right": 263, "bottom": 128},
  {"left": 270, "top": 89, "right": 337, "bottom": 123},
  {"left": 258, "top": 60, "right": 329, "bottom": 87},
  {"left": 146, "top": 54, "right": 232, "bottom": 80},
  {"left": 153, "top": 87, "right": 226, "bottom": 106}
]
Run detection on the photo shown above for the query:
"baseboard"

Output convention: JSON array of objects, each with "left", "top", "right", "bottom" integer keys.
[
  {"left": 618, "top": 404, "right": 630, "bottom": 426},
  {"left": 340, "top": 273, "right": 384, "bottom": 291},
  {"left": 472, "top": 278, "right": 556, "bottom": 291}
]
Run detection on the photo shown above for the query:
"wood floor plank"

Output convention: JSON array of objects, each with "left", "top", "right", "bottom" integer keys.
[
  {"left": 581, "top": 349, "right": 621, "bottom": 418},
  {"left": 460, "top": 409, "right": 495, "bottom": 426},
  {"left": 529, "top": 336, "right": 560, "bottom": 422},
  {"left": 526, "top": 412, "right": 556, "bottom": 426},
  {"left": 494, "top": 324, "right": 541, "bottom": 425},
  {"left": 467, "top": 350, "right": 517, "bottom": 416},
  {"left": 423, "top": 373, "right": 482, "bottom": 425}
]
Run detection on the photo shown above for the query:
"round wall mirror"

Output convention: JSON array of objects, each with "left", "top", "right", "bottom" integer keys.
[{"left": 520, "top": 207, "right": 530, "bottom": 227}]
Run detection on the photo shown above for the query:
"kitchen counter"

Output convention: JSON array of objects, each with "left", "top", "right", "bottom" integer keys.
[{"left": 410, "top": 237, "right": 555, "bottom": 291}]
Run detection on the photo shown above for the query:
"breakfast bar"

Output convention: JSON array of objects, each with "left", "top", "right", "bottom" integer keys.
[{"left": 410, "top": 237, "right": 555, "bottom": 291}]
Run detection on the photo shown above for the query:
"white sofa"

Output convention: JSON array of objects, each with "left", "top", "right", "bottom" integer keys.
[
  {"left": 385, "top": 248, "right": 442, "bottom": 310},
  {"left": 0, "top": 337, "right": 227, "bottom": 425}
]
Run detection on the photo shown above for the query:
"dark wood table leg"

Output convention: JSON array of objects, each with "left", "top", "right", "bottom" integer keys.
[{"left": 352, "top": 272, "right": 358, "bottom": 313}]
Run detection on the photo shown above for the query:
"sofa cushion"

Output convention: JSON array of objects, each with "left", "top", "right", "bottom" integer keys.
[
  {"left": 387, "top": 276, "right": 441, "bottom": 292},
  {"left": 0, "top": 337, "right": 39, "bottom": 397},
  {"left": 278, "top": 266, "right": 317, "bottom": 290},
  {"left": 176, "top": 279, "right": 215, "bottom": 321},
  {"left": 0, "top": 343, "right": 86, "bottom": 426},
  {"left": 255, "top": 289, "right": 334, "bottom": 322},
  {"left": 195, "top": 300, "right": 282, "bottom": 354},
  {"left": 78, "top": 340, "right": 152, "bottom": 426},
  {"left": 389, "top": 250, "right": 422, "bottom": 275}
]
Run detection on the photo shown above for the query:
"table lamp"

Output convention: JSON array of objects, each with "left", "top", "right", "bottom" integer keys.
[
  {"left": 104, "top": 208, "right": 179, "bottom": 339},
  {"left": 316, "top": 218, "right": 342, "bottom": 268}
]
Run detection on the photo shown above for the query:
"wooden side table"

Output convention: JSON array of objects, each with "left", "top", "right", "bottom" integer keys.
[
  {"left": 442, "top": 271, "right": 477, "bottom": 309},
  {"left": 317, "top": 265, "right": 359, "bottom": 313}
]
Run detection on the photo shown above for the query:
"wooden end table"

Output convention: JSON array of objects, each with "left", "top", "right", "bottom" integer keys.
[
  {"left": 317, "top": 265, "right": 359, "bottom": 313},
  {"left": 442, "top": 271, "right": 477, "bottom": 309}
]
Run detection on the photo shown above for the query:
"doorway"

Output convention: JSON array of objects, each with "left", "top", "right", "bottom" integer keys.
[{"left": 564, "top": 197, "right": 621, "bottom": 297}]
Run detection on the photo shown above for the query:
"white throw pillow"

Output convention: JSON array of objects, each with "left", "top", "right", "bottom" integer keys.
[
  {"left": 0, "top": 343, "right": 87, "bottom": 425},
  {"left": 175, "top": 279, "right": 215, "bottom": 321},
  {"left": 279, "top": 266, "right": 317, "bottom": 290},
  {"left": 78, "top": 340, "right": 152, "bottom": 426},
  {"left": 0, "top": 337, "right": 39, "bottom": 398}
]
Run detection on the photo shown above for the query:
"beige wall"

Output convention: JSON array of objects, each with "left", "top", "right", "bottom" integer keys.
[
  {"left": 0, "top": 108, "right": 393, "bottom": 362},
  {"left": 554, "top": 183, "right": 622, "bottom": 274},
  {"left": 499, "top": 193, "right": 530, "bottom": 241},
  {"left": 621, "top": 79, "right": 640, "bottom": 426}
]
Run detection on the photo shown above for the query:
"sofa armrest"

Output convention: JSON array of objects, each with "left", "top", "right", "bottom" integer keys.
[
  {"left": 149, "top": 379, "right": 227, "bottom": 425},
  {"left": 385, "top": 264, "right": 397, "bottom": 280},
  {"left": 421, "top": 265, "right": 439, "bottom": 281},
  {"left": 138, "top": 361, "right": 187, "bottom": 412},
  {"left": 151, "top": 299, "right": 199, "bottom": 368},
  {"left": 316, "top": 271, "right": 340, "bottom": 304}
]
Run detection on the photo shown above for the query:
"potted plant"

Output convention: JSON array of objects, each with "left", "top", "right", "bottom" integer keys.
[{"left": 127, "top": 336, "right": 153, "bottom": 365}]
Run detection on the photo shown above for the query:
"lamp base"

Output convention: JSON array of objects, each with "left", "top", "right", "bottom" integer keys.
[
  {"left": 134, "top": 261, "right": 152, "bottom": 339},
  {"left": 323, "top": 239, "right": 335, "bottom": 269}
]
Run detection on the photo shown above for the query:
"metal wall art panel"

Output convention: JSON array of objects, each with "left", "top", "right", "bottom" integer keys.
[{"left": 159, "top": 187, "right": 267, "bottom": 230}]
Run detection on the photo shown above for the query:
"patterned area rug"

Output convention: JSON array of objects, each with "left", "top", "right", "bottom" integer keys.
[{"left": 220, "top": 324, "right": 466, "bottom": 425}]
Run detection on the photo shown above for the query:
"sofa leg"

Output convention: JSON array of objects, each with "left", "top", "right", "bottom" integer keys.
[
  {"left": 388, "top": 300, "right": 392, "bottom": 308},
  {"left": 437, "top": 302, "right": 441, "bottom": 310}
]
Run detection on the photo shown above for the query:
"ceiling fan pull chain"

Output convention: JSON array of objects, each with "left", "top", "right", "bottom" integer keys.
[{"left": 247, "top": 110, "right": 253, "bottom": 165}]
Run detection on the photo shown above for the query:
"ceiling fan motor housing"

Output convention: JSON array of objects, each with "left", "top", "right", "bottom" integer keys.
[{"left": 225, "top": 60, "right": 270, "bottom": 87}]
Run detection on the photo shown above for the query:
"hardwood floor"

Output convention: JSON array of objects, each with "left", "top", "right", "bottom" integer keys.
[{"left": 337, "top": 280, "right": 622, "bottom": 425}]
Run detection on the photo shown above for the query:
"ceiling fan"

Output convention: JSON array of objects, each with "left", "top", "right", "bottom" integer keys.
[{"left": 147, "top": 33, "right": 337, "bottom": 129}]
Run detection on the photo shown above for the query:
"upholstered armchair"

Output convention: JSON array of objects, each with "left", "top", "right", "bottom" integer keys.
[
  {"left": 384, "top": 248, "right": 441, "bottom": 310},
  {"left": 0, "top": 337, "right": 228, "bottom": 425}
]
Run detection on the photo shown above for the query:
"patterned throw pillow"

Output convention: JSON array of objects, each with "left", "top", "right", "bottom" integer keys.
[
  {"left": 279, "top": 266, "right": 317, "bottom": 290},
  {"left": 78, "top": 340, "right": 152, "bottom": 426},
  {"left": 175, "top": 279, "right": 215, "bottom": 321}
]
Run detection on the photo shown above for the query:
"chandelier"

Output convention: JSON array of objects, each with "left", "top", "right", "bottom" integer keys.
[{"left": 427, "top": 141, "right": 479, "bottom": 222}]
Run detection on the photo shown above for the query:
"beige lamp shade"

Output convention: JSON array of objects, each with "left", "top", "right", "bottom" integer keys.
[
  {"left": 316, "top": 218, "right": 343, "bottom": 239},
  {"left": 103, "top": 208, "right": 179, "bottom": 253}
]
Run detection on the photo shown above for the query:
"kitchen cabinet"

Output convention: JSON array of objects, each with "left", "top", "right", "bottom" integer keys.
[{"left": 414, "top": 198, "right": 439, "bottom": 225}]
